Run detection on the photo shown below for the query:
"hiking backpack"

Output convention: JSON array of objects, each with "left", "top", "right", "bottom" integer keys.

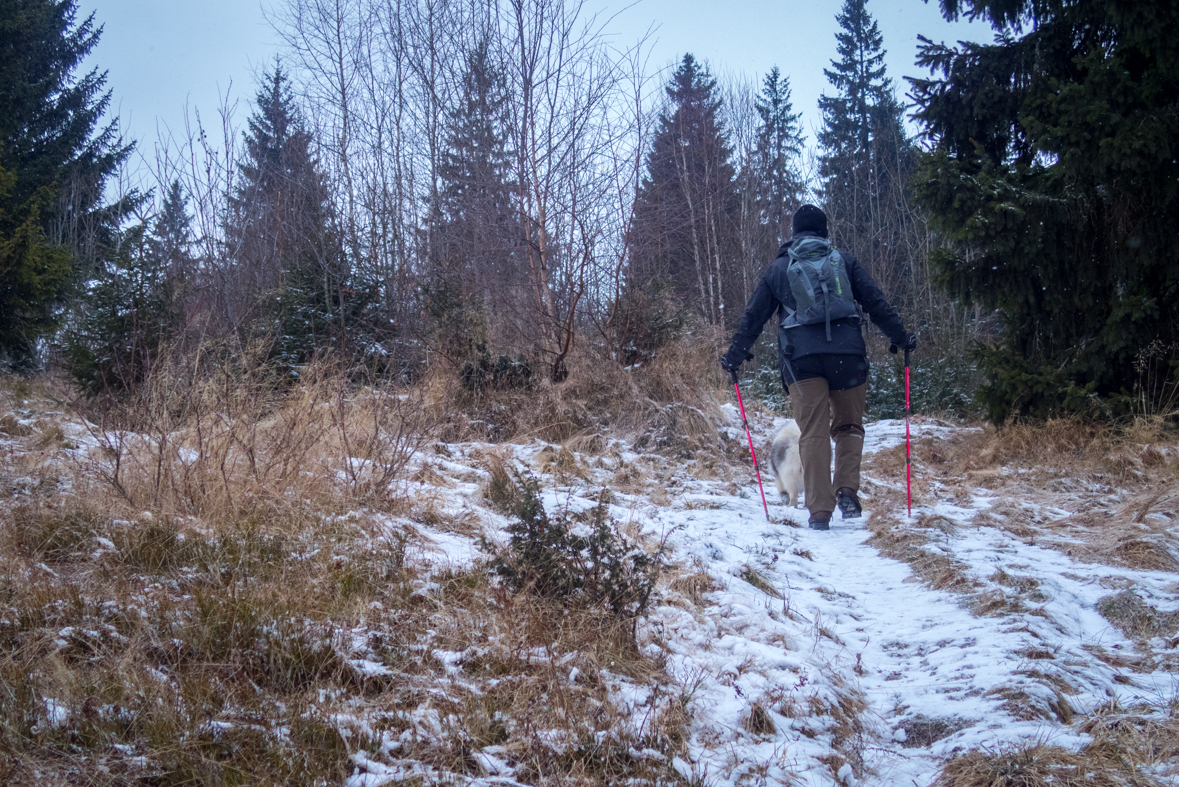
[{"left": 778, "top": 236, "right": 860, "bottom": 342}]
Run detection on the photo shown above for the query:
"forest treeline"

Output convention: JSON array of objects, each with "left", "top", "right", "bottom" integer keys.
[{"left": 2, "top": 0, "right": 1177, "bottom": 421}]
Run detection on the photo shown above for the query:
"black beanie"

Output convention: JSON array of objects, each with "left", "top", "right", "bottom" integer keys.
[{"left": 792, "top": 204, "right": 828, "bottom": 237}]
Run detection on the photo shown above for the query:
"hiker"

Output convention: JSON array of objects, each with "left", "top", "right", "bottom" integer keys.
[{"left": 720, "top": 204, "right": 915, "bottom": 530}]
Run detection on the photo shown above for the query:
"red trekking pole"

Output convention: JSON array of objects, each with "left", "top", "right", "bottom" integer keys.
[
  {"left": 730, "top": 370, "right": 771, "bottom": 522},
  {"left": 904, "top": 347, "right": 912, "bottom": 517}
]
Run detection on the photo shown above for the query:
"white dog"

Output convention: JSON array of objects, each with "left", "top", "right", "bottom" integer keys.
[{"left": 767, "top": 421, "right": 805, "bottom": 508}]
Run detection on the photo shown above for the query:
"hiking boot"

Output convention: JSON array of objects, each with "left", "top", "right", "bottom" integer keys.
[
  {"left": 808, "top": 511, "right": 832, "bottom": 530},
  {"left": 837, "top": 488, "right": 862, "bottom": 519}
]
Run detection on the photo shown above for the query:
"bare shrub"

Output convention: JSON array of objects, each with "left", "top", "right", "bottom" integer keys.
[{"left": 423, "top": 331, "right": 729, "bottom": 453}]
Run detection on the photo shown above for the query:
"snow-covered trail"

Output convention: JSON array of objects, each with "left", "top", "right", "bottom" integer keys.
[
  {"left": 635, "top": 411, "right": 1178, "bottom": 786},
  {"left": 390, "top": 407, "right": 1177, "bottom": 786}
]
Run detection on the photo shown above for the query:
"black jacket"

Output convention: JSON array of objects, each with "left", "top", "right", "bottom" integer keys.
[{"left": 726, "top": 231, "right": 908, "bottom": 374}]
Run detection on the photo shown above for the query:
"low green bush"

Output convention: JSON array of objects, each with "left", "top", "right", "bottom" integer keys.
[{"left": 486, "top": 473, "right": 668, "bottom": 626}]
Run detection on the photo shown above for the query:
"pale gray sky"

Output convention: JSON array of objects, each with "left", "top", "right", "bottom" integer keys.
[
  {"left": 79, "top": 0, "right": 992, "bottom": 170},
  {"left": 79, "top": 1, "right": 276, "bottom": 151}
]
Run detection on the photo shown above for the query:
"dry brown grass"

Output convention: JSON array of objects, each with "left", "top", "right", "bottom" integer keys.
[
  {"left": 0, "top": 360, "right": 697, "bottom": 782},
  {"left": 667, "top": 566, "right": 720, "bottom": 607},
  {"left": 932, "top": 741, "right": 1158, "bottom": 787},
  {"left": 863, "top": 509, "right": 978, "bottom": 598},
  {"left": 535, "top": 444, "right": 591, "bottom": 481},
  {"left": 0, "top": 498, "right": 402, "bottom": 785},
  {"left": 1081, "top": 709, "right": 1179, "bottom": 781},
  {"left": 422, "top": 333, "right": 730, "bottom": 455},
  {"left": 61, "top": 351, "right": 429, "bottom": 527},
  {"left": 739, "top": 564, "right": 782, "bottom": 598},
  {"left": 1097, "top": 590, "right": 1179, "bottom": 641},
  {"left": 864, "top": 416, "right": 1179, "bottom": 578},
  {"left": 908, "top": 417, "right": 1179, "bottom": 495},
  {"left": 864, "top": 417, "right": 1179, "bottom": 787},
  {"left": 741, "top": 702, "right": 778, "bottom": 736},
  {"left": 897, "top": 715, "right": 973, "bottom": 748},
  {"left": 481, "top": 448, "right": 522, "bottom": 513},
  {"left": 0, "top": 360, "right": 693, "bottom": 785},
  {"left": 810, "top": 680, "right": 871, "bottom": 781},
  {"left": 0, "top": 508, "right": 679, "bottom": 784}
]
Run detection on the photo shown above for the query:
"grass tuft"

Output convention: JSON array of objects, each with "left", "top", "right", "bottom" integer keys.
[
  {"left": 1097, "top": 590, "right": 1179, "bottom": 641},
  {"left": 933, "top": 740, "right": 1150, "bottom": 787},
  {"left": 9, "top": 502, "right": 106, "bottom": 563}
]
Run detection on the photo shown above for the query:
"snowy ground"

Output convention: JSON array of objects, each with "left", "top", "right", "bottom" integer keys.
[
  {"left": 4, "top": 388, "right": 1176, "bottom": 786},
  {"left": 392, "top": 406, "right": 1179, "bottom": 786}
]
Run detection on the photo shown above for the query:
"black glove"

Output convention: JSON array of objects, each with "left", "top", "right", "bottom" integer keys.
[
  {"left": 889, "top": 333, "right": 917, "bottom": 355},
  {"left": 720, "top": 347, "right": 754, "bottom": 373}
]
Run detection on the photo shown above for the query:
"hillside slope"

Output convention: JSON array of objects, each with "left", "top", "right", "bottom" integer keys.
[{"left": 2, "top": 379, "right": 1177, "bottom": 786}]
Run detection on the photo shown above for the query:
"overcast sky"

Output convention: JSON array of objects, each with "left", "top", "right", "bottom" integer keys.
[{"left": 79, "top": 0, "right": 993, "bottom": 177}]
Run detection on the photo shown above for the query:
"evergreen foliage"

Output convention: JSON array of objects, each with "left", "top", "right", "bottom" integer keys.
[
  {"left": 0, "top": 162, "right": 72, "bottom": 367},
  {"left": 609, "top": 284, "right": 690, "bottom": 368},
  {"left": 150, "top": 180, "right": 197, "bottom": 283},
  {"left": 911, "top": 0, "right": 1179, "bottom": 420},
  {"left": 459, "top": 341, "right": 533, "bottom": 395},
  {"left": 487, "top": 473, "right": 668, "bottom": 626},
  {"left": 819, "top": 0, "right": 890, "bottom": 166},
  {"left": 228, "top": 67, "right": 369, "bottom": 367},
  {"left": 65, "top": 217, "right": 167, "bottom": 394},
  {"left": 628, "top": 54, "right": 739, "bottom": 326},
  {"left": 64, "top": 182, "right": 193, "bottom": 394},
  {"left": 752, "top": 67, "right": 806, "bottom": 243},
  {"left": 818, "top": 0, "right": 919, "bottom": 307},
  {"left": 437, "top": 40, "right": 515, "bottom": 242},
  {"left": 429, "top": 39, "right": 520, "bottom": 361},
  {"left": 866, "top": 352, "right": 982, "bottom": 420},
  {"left": 0, "top": 0, "right": 131, "bottom": 367}
]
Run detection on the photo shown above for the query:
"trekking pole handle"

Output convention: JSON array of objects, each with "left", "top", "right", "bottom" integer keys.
[
  {"left": 729, "top": 369, "right": 739, "bottom": 385},
  {"left": 904, "top": 347, "right": 910, "bottom": 368}
]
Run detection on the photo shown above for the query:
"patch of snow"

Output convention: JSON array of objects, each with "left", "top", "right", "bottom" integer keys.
[{"left": 44, "top": 698, "right": 70, "bottom": 729}]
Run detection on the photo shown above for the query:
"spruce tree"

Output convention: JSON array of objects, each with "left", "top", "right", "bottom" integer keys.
[
  {"left": 429, "top": 39, "right": 519, "bottom": 358},
  {"left": 65, "top": 181, "right": 200, "bottom": 394},
  {"left": 150, "top": 180, "right": 195, "bottom": 283},
  {"left": 227, "top": 66, "right": 350, "bottom": 365},
  {"left": 0, "top": 0, "right": 131, "bottom": 366},
  {"left": 753, "top": 66, "right": 806, "bottom": 244},
  {"left": 818, "top": 0, "right": 917, "bottom": 306},
  {"left": 437, "top": 40, "right": 513, "bottom": 235},
  {"left": 911, "top": 0, "right": 1179, "bottom": 420},
  {"left": 628, "top": 54, "right": 738, "bottom": 327},
  {"left": 65, "top": 212, "right": 171, "bottom": 394},
  {"left": 819, "top": 0, "right": 889, "bottom": 176}
]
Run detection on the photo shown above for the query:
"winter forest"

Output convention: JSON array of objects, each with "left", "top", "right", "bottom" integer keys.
[
  {"left": 3, "top": 0, "right": 1168, "bottom": 422},
  {"left": 3, "top": 0, "right": 1179, "bottom": 784}
]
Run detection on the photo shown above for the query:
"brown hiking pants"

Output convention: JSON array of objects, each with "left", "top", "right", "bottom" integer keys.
[{"left": 789, "top": 377, "right": 867, "bottom": 516}]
